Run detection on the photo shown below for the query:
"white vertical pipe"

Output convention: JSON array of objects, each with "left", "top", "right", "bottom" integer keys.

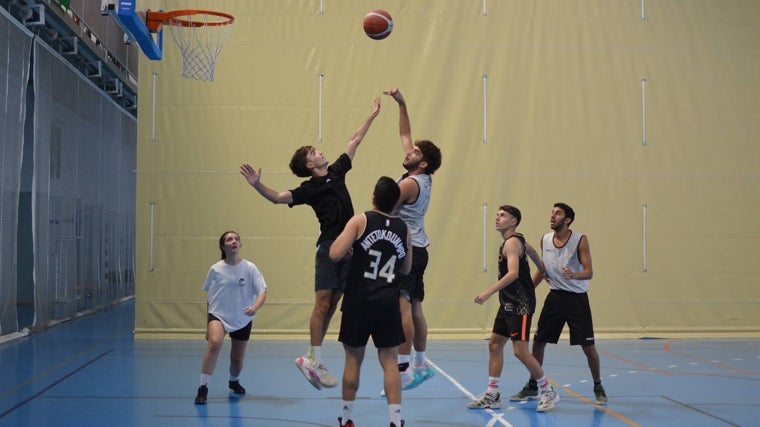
[
  {"left": 641, "top": 0, "right": 647, "bottom": 21},
  {"left": 319, "top": 0, "right": 324, "bottom": 15},
  {"left": 642, "top": 203, "right": 647, "bottom": 272},
  {"left": 482, "top": 203, "right": 488, "bottom": 272},
  {"left": 318, "top": 73, "right": 324, "bottom": 143},
  {"left": 641, "top": 78, "right": 647, "bottom": 146},
  {"left": 149, "top": 202, "right": 155, "bottom": 272},
  {"left": 483, "top": 0, "right": 487, "bottom": 16},
  {"left": 151, "top": 72, "right": 157, "bottom": 141},
  {"left": 482, "top": 75, "right": 488, "bottom": 144}
]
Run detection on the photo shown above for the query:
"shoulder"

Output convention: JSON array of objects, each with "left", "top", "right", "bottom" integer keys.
[{"left": 330, "top": 153, "right": 352, "bottom": 173}]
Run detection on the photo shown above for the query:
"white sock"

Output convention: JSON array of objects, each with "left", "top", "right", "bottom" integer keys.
[
  {"left": 536, "top": 375, "right": 549, "bottom": 392},
  {"left": 309, "top": 346, "right": 322, "bottom": 362},
  {"left": 200, "top": 373, "right": 211, "bottom": 387},
  {"left": 487, "top": 376, "right": 500, "bottom": 393},
  {"left": 229, "top": 375, "right": 239, "bottom": 382},
  {"left": 413, "top": 351, "right": 426, "bottom": 368},
  {"left": 341, "top": 400, "right": 354, "bottom": 424},
  {"left": 389, "top": 403, "right": 402, "bottom": 426},
  {"left": 398, "top": 354, "right": 411, "bottom": 367}
]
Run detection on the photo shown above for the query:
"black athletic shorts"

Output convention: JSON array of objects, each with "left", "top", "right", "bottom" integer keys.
[
  {"left": 399, "top": 246, "right": 428, "bottom": 302},
  {"left": 492, "top": 303, "right": 533, "bottom": 341},
  {"left": 207, "top": 314, "right": 252, "bottom": 341},
  {"left": 315, "top": 239, "right": 350, "bottom": 291},
  {"left": 338, "top": 310, "right": 405, "bottom": 349},
  {"left": 533, "top": 289, "right": 595, "bottom": 346}
]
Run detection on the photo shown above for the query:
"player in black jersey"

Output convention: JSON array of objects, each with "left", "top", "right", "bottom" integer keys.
[
  {"left": 470, "top": 205, "right": 559, "bottom": 412},
  {"left": 329, "top": 176, "right": 412, "bottom": 427}
]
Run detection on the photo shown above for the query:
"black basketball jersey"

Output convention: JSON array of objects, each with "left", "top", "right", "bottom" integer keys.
[
  {"left": 342, "top": 211, "right": 409, "bottom": 315},
  {"left": 497, "top": 233, "right": 536, "bottom": 315}
]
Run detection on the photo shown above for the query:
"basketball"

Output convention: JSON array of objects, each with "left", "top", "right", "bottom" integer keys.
[{"left": 363, "top": 10, "right": 393, "bottom": 40}]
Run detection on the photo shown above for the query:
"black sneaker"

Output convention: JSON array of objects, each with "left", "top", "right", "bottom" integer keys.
[
  {"left": 509, "top": 381, "right": 539, "bottom": 401},
  {"left": 194, "top": 385, "right": 208, "bottom": 405},
  {"left": 594, "top": 383, "right": 608, "bottom": 405},
  {"left": 229, "top": 380, "right": 246, "bottom": 395}
]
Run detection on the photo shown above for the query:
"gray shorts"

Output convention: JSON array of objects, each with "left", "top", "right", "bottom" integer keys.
[{"left": 314, "top": 239, "right": 350, "bottom": 291}]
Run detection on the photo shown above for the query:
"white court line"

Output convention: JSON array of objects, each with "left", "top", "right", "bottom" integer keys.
[{"left": 425, "top": 358, "right": 514, "bottom": 427}]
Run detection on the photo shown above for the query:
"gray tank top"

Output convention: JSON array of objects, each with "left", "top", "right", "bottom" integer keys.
[
  {"left": 395, "top": 174, "right": 431, "bottom": 248},
  {"left": 542, "top": 231, "right": 588, "bottom": 293}
]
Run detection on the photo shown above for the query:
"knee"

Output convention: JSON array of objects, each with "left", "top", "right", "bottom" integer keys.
[
  {"left": 488, "top": 339, "right": 503, "bottom": 354},
  {"left": 582, "top": 344, "right": 598, "bottom": 357},
  {"left": 206, "top": 339, "right": 224, "bottom": 354}
]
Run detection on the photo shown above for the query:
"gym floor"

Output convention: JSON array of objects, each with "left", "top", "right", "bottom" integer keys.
[{"left": 0, "top": 299, "right": 756, "bottom": 427}]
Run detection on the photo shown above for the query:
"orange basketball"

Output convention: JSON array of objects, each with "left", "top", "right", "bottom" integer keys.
[{"left": 363, "top": 10, "right": 393, "bottom": 40}]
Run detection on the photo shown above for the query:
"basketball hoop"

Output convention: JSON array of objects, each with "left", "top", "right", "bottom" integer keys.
[{"left": 145, "top": 9, "right": 234, "bottom": 81}]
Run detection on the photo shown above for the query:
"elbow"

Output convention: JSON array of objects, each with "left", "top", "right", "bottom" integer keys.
[{"left": 328, "top": 250, "right": 342, "bottom": 262}]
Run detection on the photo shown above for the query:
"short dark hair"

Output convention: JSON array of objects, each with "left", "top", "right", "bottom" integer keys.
[
  {"left": 554, "top": 202, "right": 575, "bottom": 224},
  {"left": 416, "top": 140, "right": 442, "bottom": 175},
  {"left": 218, "top": 230, "right": 239, "bottom": 260},
  {"left": 499, "top": 205, "right": 521, "bottom": 226},
  {"left": 374, "top": 176, "right": 401, "bottom": 214},
  {"left": 289, "top": 146, "right": 313, "bottom": 177}
]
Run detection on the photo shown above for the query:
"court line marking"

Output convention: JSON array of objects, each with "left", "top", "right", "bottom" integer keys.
[
  {"left": 660, "top": 395, "right": 742, "bottom": 427},
  {"left": 425, "top": 358, "right": 514, "bottom": 427},
  {"left": 598, "top": 348, "right": 673, "bottom": 375},
  {"left": 553, "top": 383, "right": 641, "bottom": 427},
  {"left": 0, "top": 350, "right": 113, "bottom": 419},
  {"left": 663, "top": 339, "right": 755, "bottom": 374},
  {"left": 427, "top": 357, "right": 643, "bottom": 427}
]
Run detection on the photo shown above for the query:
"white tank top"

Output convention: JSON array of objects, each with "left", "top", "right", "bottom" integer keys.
[
  {"left": 541, "top": 231, "right": 588, "bottom": 293},
  {"left": 395, "top": 173, "right": 431, "bottom": 248}
]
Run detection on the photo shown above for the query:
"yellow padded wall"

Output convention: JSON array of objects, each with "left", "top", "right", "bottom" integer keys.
[{"left": 135, "top": 1, "right": 760, "bottom": 338}]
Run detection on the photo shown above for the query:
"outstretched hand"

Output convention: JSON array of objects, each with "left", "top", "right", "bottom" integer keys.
[
  {"left": 383, "top": 88, "right": 405, "bottom": 106},
  {"left": 369, "top": 96, "right": 381, "bottom": 117},
  {"left": 240, "top": 164, "right": 261, "bottom": 187}
]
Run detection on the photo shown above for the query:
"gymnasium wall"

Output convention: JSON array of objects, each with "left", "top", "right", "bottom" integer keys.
[{"left": 134, "top": 1, "right": 760, "bottom": 338}]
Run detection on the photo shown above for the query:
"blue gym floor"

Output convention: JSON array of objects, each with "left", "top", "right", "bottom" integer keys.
[{"left": 0, "top": 299, "right": 757, "bottom": 427}]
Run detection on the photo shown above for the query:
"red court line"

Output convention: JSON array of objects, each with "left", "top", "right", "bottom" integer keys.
[
  {"left": 597, "top": 348, "right": 673, "bottom": 375},
  {"left": 663, "top": 339, "right": 755, "bottom": 375}
]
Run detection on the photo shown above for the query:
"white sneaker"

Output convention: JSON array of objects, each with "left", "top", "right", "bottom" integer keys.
[
  {"left": 467, "top": 391, "right": 501, "bottom": 409},
  {"left": 536, "top": 386, "right": 560, "bottom": 412},
  {"left": 294, "top": 355, "right": 322, "bottom": 390},
  {"left": 312, "top": 361, "right": 338, "bottom": 388}
]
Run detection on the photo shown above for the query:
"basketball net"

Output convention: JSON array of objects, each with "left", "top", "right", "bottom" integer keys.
[{"left": 165, "top": 11, "right": 234, "bottom": 81}]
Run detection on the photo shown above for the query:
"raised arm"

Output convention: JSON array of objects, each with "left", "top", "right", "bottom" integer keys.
[
  {"left": 240, "top": 164, "right": 294, "bottom": 205},
  {"left": 344, "top": 97, "right": 381, "bottom": 161},
  {"left": 383, "top": 88, "right": 413, "bottom": 153}
]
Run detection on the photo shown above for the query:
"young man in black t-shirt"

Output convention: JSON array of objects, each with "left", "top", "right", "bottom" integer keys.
[{"left": 240, "top": 98, "right": 381, "bottom": 389}]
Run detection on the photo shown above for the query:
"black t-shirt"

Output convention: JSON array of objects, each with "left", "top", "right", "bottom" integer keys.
[
  {"left": 341, "top": 211, "right": 409, "bottom": 315},
  {"left": 289, "top": 153, "right": 354, "bottom": 244}
]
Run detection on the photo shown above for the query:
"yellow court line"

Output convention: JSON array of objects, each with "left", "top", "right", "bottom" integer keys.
[{"left": 554, "top": 382, "right": 641, "bottom": 427}]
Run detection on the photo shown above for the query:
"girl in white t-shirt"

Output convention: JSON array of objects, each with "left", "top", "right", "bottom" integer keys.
[{"left": 195, "top": 231, "right": 267, "bottom": 405}]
